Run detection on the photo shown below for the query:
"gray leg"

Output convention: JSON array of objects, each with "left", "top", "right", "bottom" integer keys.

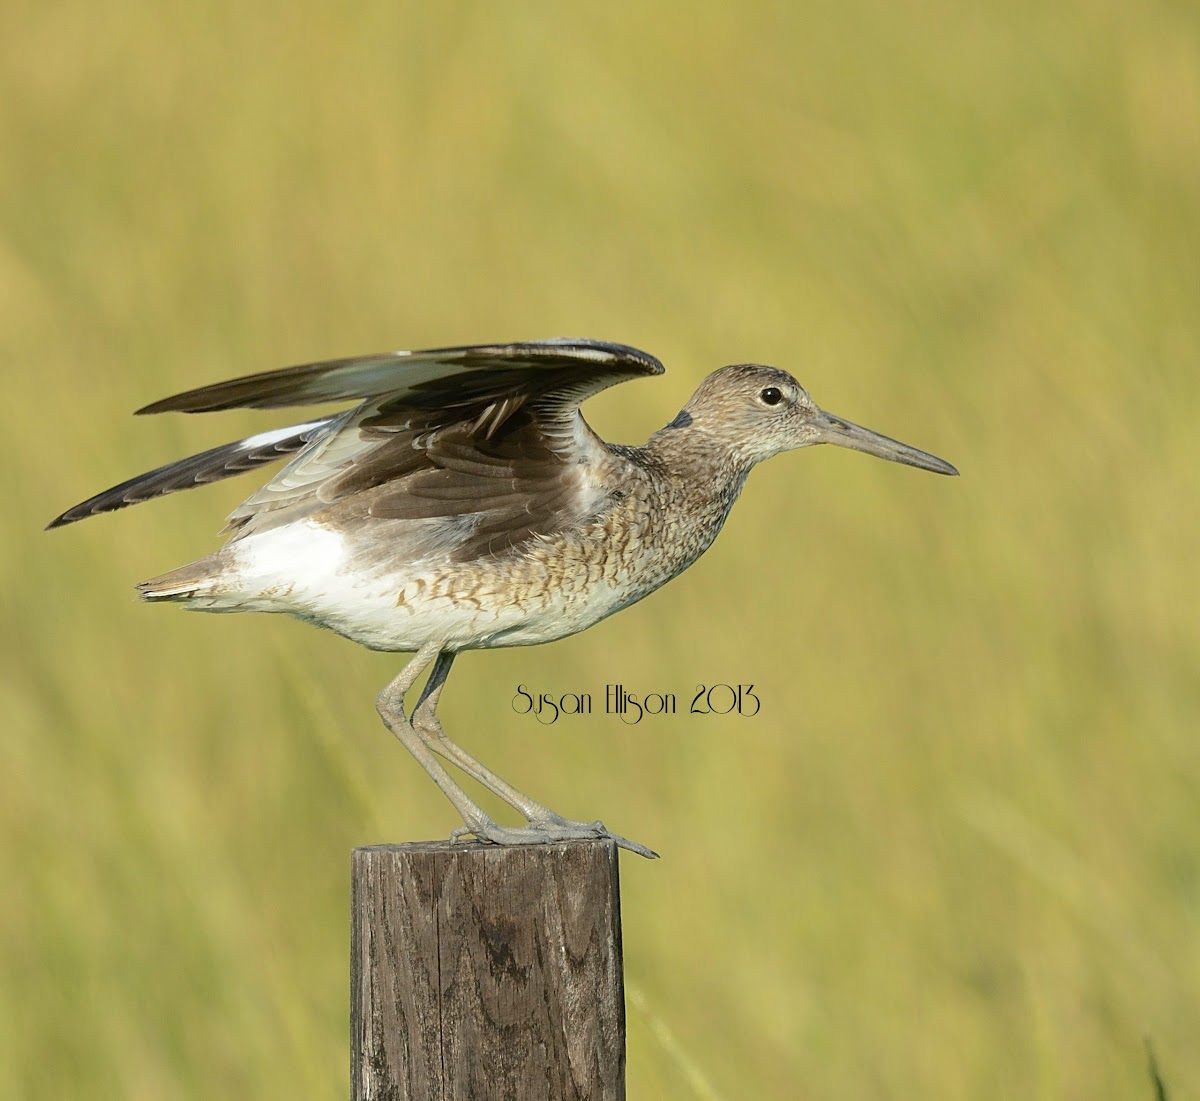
[
  {"left": 376, "top": 644, "right": 497, "bottom": 839},
  {"left": 381, "top": 648, "right": 658, "bottom": 859},
  {"left": 411, "top": 651, "right": 561, "bottom": 820}
]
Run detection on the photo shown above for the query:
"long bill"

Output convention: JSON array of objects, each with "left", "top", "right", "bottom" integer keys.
[{"left": 812, "top": 408, "right": 959, "bottom": 476}]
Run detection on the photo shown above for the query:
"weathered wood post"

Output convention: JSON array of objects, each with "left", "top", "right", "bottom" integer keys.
[{"left": 351, "top": 839, "right": 625, "bottom": 1100}]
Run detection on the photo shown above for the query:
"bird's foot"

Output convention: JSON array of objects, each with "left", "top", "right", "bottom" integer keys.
[
  {"left": 531, "top": 812, "right": 660, "bottom": 860},
  {"left": 450, "top": 814, "right": 658, "bottom": 859}
]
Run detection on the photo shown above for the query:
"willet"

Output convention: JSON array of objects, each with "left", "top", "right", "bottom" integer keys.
[{"left": 50, "top": 339, "right": 957, "bottom": 857}]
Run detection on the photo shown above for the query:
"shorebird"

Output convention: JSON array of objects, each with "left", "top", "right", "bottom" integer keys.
[{"left": 50, "top": 339, "right": 957, "bottom": 857}]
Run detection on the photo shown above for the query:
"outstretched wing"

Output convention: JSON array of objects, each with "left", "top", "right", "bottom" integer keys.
[
  {"left": 136, "top": 339, "right": 661, "bottom": 415},
  {"left": 49, "top": 340, "right": 665, "bottom": 560},
  {"left": 46, "top": 419, "right": 334, "bottom": 529}
]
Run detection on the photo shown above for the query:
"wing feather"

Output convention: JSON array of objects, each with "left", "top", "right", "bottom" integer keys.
[
  {"left": 52, "top": 339, "right": 665, "bottom": 562},
  {"left": 137, "top": 339, "right": 662, "bottom": 414},
  {"left": 46, "top": 419, "right": 334, "bottom": 529}
]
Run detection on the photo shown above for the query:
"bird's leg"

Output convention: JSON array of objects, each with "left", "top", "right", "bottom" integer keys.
[
  {"left": 379, "top": 645, "right": 609, "bottom": 850},
  {"left": 402, "top": 650, "right": 659, "bottom": 860},
  {"left": 411, "top": 651, "right": 565, "bottom": 820},
  {"left": 376, "top": 643, "right": 501, "bottom": 840}
]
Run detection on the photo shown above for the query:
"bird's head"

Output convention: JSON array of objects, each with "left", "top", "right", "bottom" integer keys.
[{"left": 671, "top": 364, "right": 958, "bottom": 476}]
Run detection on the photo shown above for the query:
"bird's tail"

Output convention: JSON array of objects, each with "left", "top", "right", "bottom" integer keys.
[{"left": 136, "top": 556, "right": 223, "bottom": 603}]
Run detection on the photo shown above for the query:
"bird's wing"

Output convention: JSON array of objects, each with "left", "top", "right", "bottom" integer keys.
[
  {"left": 46, "top": 419, "right": 335, "bottom": 529},
  {"left": 50, "top": 341, "right": 664, "bottom": 560},
  {"left": 137, "top": 339, "right": 663, "bottom": 413},
  {"left": 221, "top": 340, "right": 664, "bottom": 556}
]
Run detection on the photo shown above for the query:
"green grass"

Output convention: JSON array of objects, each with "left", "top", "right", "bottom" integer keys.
[{"left": 4, "top": 1, "right": 1199, "bottom": 1096}]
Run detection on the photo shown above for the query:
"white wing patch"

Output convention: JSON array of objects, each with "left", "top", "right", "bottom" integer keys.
[
  {"left": 226, "top": 408, "right": 379, "bottom": 529},
  {"left": 237, "top": 419, "right": 333, "bottom": 451}
]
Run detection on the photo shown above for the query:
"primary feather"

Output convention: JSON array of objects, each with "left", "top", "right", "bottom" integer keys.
[{"left": 46, "top": 419, "right": 334, "bottom": 529}]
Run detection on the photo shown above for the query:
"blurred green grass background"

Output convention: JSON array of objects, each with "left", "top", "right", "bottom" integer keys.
[{"left": 3, "top": 0, "right": 1198, "bottom": 1097}]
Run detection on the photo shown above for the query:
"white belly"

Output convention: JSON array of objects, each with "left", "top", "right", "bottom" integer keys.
[{"left": 207, "top": 520, "right": 644, "bottom": 652}]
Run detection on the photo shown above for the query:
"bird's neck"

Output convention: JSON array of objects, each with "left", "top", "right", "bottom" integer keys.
[
  {"left": 640, "top": 420, "right": 756, "bottom": 495},
  {"left": 618, "top": 423, "right": 755, "bottom": 583}
]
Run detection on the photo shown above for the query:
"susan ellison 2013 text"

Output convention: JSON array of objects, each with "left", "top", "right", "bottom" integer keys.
[{"left": 510, "top": 683, "right": 760, "bottom": 725}]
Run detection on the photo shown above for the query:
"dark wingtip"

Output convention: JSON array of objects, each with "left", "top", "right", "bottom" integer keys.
[
  {"left": 135, "top": 389, "right": 238, "bottom": 415},
  {"left": 135, "top": 397, "right": 189, "bottom": 415},
  {"left": 46, "top": 504, "right": 97, "bottom": 530},
  {"left": 538, "top": 337, "right": 665, "bottom": 376}
]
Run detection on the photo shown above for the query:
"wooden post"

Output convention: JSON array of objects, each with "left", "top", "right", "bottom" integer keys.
[{"left": 351, "top": 839, "right": 625, "bottom": 1101}]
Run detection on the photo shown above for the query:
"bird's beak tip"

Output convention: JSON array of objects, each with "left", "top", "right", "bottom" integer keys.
[{"left": 815, "top": 410, "right": 960, "bottom": 478}]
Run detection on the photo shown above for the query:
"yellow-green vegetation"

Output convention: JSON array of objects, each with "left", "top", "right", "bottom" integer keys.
[{"left": 3, "top": 1, "right": 1197, "bottom": 1097}]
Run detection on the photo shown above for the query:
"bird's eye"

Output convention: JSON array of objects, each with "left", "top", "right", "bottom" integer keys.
[{"left": 759, "top": 387, "right": 783, "bottom": 406}]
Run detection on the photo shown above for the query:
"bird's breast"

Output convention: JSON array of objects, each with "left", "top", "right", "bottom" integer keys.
[{"left": 212, "top": 477, "right": 738, "bottom": 652}]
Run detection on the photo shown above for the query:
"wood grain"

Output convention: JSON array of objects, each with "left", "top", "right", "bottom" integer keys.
[{"left": 352, "top": 840, "right": 624, "bottom": 1100}]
